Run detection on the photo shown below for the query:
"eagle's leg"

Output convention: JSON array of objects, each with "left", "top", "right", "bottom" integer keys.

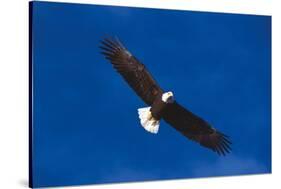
[{"left": 138, "top": 107, "right": 160, "bottom": 134}]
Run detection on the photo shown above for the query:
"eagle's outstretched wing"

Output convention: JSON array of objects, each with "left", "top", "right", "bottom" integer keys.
[
  {"left": 100, "top": 37, "right": 163, "bottom": 105},
  {"left": 162, "top": 102, "right": 231, "bottom": 155}
]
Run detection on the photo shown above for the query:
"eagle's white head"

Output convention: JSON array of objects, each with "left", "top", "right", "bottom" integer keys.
[{"left": 162, "top": 91, "right": 174, "bottom": 103}]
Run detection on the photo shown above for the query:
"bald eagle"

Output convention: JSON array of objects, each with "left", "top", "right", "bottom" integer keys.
[{"left": 100, "top": 37, "right": 231, "bottom": 155}]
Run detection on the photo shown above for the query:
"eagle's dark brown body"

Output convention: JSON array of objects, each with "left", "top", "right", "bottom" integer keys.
[{"left": 150, "top": 94, "right": 167, "bottom": 120}]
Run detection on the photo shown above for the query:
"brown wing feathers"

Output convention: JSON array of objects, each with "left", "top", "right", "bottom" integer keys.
[
  {"left": 162, "top": 102, "right": 231, "bottom": 155},
  {"left": 100, "top": 38, "right": 163, "bottom": 105}
]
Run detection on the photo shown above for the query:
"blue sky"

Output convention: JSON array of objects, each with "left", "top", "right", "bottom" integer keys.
[{"left": 31, "top": 1, "right": 271, "bottom": 187}]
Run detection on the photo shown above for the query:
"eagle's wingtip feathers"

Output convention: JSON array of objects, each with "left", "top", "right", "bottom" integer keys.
[{"left": 216, "top": 133, "right": 232, "bottom": 156}]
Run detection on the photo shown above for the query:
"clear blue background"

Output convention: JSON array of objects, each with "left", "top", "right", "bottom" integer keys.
[{"left": 32, "top": 1, "right": 271, "bottom": 187}]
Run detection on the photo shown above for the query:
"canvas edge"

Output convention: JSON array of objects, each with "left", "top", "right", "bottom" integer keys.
[{"left": 29, "top": 1, "right": 34, "bottom": 188}]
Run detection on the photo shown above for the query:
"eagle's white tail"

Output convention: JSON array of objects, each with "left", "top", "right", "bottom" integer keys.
[{"left": 137, "top": 107, "right": 159, "bottom": 134}]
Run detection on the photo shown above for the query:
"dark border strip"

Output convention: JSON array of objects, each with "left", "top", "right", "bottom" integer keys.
[{"left": 28, "top": 1, "right": 33, "bottom": 188}]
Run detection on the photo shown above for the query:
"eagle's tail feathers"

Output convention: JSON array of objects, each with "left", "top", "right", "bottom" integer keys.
[{"left": 137, "top": 107, "right": 159, "bottom": 134}]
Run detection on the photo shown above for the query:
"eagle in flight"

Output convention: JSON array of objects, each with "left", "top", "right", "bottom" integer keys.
[{"left": 100, "top": 37, "right": 231, "bottom": 155}]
